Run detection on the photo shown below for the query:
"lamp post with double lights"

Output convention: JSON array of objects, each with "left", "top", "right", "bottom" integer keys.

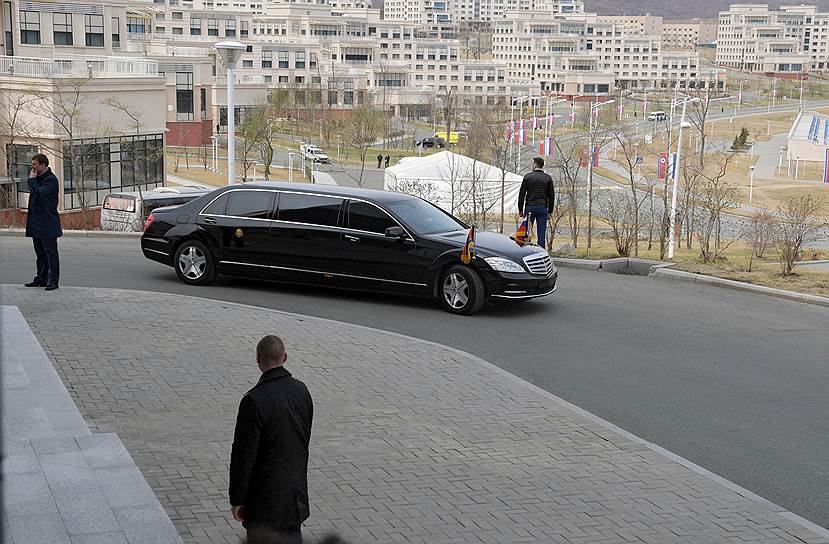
[
  {"left": 799, "top": 75, "right": 808, "bottom": 112},
  {"left": 214, "top": 41, "right": 247, "bottom": 185},
  {"left": 586, "top": 99, "right": 615, "bottom": 249}
]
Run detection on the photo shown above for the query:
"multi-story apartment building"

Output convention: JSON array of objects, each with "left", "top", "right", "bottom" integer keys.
[
  {"left": 384, "top": 0, "right": 583, "bottom": 25},
  {"left": 492, "top": 11, "right": 712, "bottom": 97},
  {"left": 1, "top": 0, "right": 168, "bottom": 213},
  {"left": 596, "top": 14, "right": 663, "bottom": 37},
  {"left": 716, "top": 4, "right": 827, "bottom": 74},
  {"left": 662, "top": 19, "right": 717, "bottom": 50}
]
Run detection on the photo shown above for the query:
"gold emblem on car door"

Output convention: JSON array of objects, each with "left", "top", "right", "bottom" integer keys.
[{"left": 234, "top": 228, "right": 244, "bottom": 238}]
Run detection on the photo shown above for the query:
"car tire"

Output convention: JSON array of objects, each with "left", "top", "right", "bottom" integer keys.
[
  {"left": 174, "top": 239, "right": 216, "bottom": 285},
  {"left": 438, "top": 265, "right": 486, "bottom": 315}
]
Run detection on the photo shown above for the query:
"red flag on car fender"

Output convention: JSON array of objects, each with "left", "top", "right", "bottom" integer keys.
[
  {"left": 460, "top": 225, "right": 476, "bottom": 264},
  {"left": 514, "top": 217, "right": 530, "bottom": 246}
]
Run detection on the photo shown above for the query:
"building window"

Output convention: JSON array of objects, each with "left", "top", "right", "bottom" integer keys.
[
  {"left": 242, "top": 59, "right": 253, "bottom": 68},
  {"left": 53, "top": 13, "right": 73, "bottom": 45},
  {"left": 63, "top": 142, "right": 111, "bottom": 199},
  {"left": 225, "top": 18, "right": 235, "bottom": 37},
  {"left": 200, "top": 87, "right": 207, "bottom": 118},
  {"left": 84, "top": 14, "right": 104, "bottom": 46},
  {"left": 190, "top": 17, "right": 201, "bottom": 35},
  {"left": 172, "top": 27, "right": 183, "bottom": 34},
  {"left": 6, "top": 144, "right": 38, "bottom": 195},
  {"left": 240, "top": 20, "right": 248, "bottom": 37},
  {"left": 120, "top": 136, "right": 164, "bottom": 191},
  {"left": 295, "top": 51, "right": 305, "bottom": 69},
  {"left": 207, "top": 18, "right": 218, "bottom": 36},
  {"left": 20, "top": 10, "right": 40, "bottom": 44},
  {"left": 3, "top": 1, "right": 14, "bottom": 55},
  {"left": 172, "top": 11, "right": 183, "bottom": 20},
  {"left": 176, "top": 72, "right": 194, "bottom": 121},
  {"left": 262, "top": 50, "right": 272, "bottom": 68},
  {"left": 278, "top": 51, "right": 288, "bottom": 68},
  {"left": 126, "top": 17, "right": 145, "bottom": 33}
]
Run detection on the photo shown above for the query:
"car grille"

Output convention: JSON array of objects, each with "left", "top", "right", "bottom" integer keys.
[{"left": 523, "top": 252, "right": 554, "bottom": 276}]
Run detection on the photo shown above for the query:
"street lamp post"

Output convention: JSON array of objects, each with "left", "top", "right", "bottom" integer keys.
[
  {"left": 799, "top": 75, "right": 806, "bottom": 112},
  {"left": 288, "top": 152, "right": 295, "bottom": 183},
  {"left": 749, "top": 165, "right": 755, "bottom": 204},
  {"left": 215, "top": 41, "right": 247, "bottom": 186},
  {"left": 210, "top": 134, "right": 218, "bottom": 172},
  {"left": 668, "top": 96, "right": 700, "bottom": 259},
  {"left": 586, "top": 99, "right": 615, "bottom": 249}
]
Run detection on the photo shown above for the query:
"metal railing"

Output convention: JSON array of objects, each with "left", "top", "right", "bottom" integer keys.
[{"left": 0, "top": 55, "right": 159, "bottom": 78}]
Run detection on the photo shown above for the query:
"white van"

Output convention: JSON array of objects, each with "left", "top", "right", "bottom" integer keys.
[
  {"left": 101, "top": 186, "right": 210, "bottom": 231},
  {"left": 647, "top": 111, "right": 667, "bottom": 122}
]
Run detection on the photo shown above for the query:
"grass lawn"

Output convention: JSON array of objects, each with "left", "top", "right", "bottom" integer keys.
[
  {"left": 552, "top": 236, "right": 829, "bottom": 298},
  {"left": 165, "top": 154, "right": 297, "bottom": 187}
]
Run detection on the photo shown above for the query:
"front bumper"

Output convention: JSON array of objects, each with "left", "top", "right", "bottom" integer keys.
[{"left": 482, "top": 269, "right": 558, "bottom": 300}]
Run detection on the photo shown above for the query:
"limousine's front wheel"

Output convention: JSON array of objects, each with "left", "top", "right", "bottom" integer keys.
[
  {"left": 174, "top": 240, "right": 216, "bottom": 286},
  {"left": 439, "top": 265, "right": 486, "bottom": 315}
]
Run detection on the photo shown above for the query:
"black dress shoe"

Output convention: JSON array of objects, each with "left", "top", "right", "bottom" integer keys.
[
  {"left": 25, "top": 282, "right": 45, "bottom": 287},
  {"left": 44, "top": 285, "right": 59, "bottom": 291}
]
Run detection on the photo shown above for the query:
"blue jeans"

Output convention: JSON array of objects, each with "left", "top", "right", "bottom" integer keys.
[{"left": 525, "top": 206, "right": 549, "bottom": 248}]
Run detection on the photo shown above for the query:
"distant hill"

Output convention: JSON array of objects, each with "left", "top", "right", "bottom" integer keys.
[{"left": 587, "top": 0, "right": 783, "bottom": 19}]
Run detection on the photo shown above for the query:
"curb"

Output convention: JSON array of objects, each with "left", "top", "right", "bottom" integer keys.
[
  {"left": 650, "top": 267, "right": 829, "bottom": 308},
  {"left": 6, "top": 283, "right": 827, "bottom": 542},
  {"left": 0, "top": 229, "right": 141, "bottom": 239},
  {"left": 552, "top": 256, "right": 668, "bottom": 275}
]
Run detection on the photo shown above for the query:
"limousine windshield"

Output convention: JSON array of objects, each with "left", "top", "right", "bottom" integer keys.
[{"left": 387, "top": 198, "right": 466, "bottom": 235}]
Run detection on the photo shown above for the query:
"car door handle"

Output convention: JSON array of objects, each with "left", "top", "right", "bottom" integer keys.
[
  {"left": 344, "top": 235, "right": 360, "bottom": 243},
  {"left": 202, "top": 216, "right": 217, "bottom": 224}
]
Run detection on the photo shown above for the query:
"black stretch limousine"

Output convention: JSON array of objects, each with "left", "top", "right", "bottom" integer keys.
[{"left": 141, "top": 183, "right": 557, "bottom": 315}]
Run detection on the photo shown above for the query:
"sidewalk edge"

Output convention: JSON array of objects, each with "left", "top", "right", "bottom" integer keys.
[
  {"left": 650, "top": 267, "right": 829, "bottom": 308},
  {"left": 0, "top": 228, "right": 141, "bottom": 238},
  {"left": 15, "top": 284, "right": 825, "bottom": 542}
]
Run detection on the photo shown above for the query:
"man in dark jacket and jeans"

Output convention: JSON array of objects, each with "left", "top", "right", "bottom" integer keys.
[
  {"left": 24, "top": 154, "right": 62, "bottom": 291},
  {"left": 518, "top": 157, "right": 554, "bottom": 248},
  {"left": 230, "top": 335, "right": 314, "bottom": 544}
]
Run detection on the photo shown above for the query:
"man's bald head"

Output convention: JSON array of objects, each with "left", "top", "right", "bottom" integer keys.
[{"left": 256, "top": 335, "right": 287, "bottom": 371}]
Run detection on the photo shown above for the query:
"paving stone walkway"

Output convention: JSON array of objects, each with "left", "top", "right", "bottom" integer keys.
[
  {"left": 1, "top": 306, "right": 183, "bottom": 544},
  {"left": 2, "top": 285, "right": 828, "bottom": 544}
]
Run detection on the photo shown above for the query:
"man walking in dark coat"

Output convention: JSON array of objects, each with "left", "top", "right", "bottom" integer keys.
[
  {"left": 230, "top": 335, "right": 314, "bottom": 544},
  {"left": 25, "top": 154, "right": 62, "bottom": 291},
  {"left": 518, "top": 157, "right": 555, "bottom": 248},
  {"left": 377, "top": 153, "right": 383, "bottom": 168}
]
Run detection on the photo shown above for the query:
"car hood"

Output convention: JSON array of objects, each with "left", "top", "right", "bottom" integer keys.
[{"left": 424, "top": 229, "right": 546, "bottom": 259}]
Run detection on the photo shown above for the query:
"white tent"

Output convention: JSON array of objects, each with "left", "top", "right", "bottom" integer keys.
[{"left": 383, "top": 151, "right": 523, "bottom": 217}]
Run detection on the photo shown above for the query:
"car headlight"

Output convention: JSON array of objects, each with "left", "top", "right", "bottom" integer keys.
[{"left": 484, "top": 257, "right": 525, "bottom": 273}]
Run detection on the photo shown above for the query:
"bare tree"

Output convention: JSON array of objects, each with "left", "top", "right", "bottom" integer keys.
[
  {"left": 554, "top": 139, "right": 585, "bottom": 248},
  {"left": 30, "top": 75, "right": 97, "bottom": 226},
  {"left": 238, "top": 107, "right": 269, "bottom": 182},
  {"left": 773, "top": 195, "right": 827, "bottom": 276},
  {"left": 691, "top": 151, "right": 740, "bottom": 262},
  {"left": 393, "top": 178, "right": 440, "bottom": 201},
  {"left": 341, "top": 105, "right": 385, "bottom": 187},
  {"left": 749, "top": 209, "right": 776, "bottom": 259},
  {"left": 0, "top": 88, "right": 37, "bottom": 224},
  {"left": 438, "top": 150, "right": 472, "bottom": 215},
  {"left": 599, "top": 192, "right": 638, "bottom": 256},
  {"left": 584, "top": 106, "right": 615, "bottom": 249},
  {"left": 610, "top": 125, "right": 656, "bottom": 256}
]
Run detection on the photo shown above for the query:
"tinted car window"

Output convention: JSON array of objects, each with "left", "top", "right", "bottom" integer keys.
[
  {"left": 225, "top": 190, "right": 275, "bottom": 219},
  {"left": 348, "top": 201, "right": 397, "bottom": 234},
  {"left": 202, "top": 193, "right": 229, "bottom": 215},
  {"left": 278, "top": 193, "right": 342, "bottom": 227},
  {"left": 386, "top": 198, "right": 465, "bottom": 235}
]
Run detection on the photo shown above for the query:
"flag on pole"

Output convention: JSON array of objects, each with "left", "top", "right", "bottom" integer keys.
[
  {"left": 514, "top": 217, "right": 530, "bottom": 246},
  {"left": 531, "top": 117, "right": 537, "bottom": 129},
  {"left": 592, "top": 145, "right": 599, "bottom": 167},
  {"left": 539, "top": 137, "right": 553, "bottom": 156},
  {"left": 824, "top": 148, "right": 829, "bottom": 184},
  {"left": 580, "top": 145, "right": 589, "bottom": 167},
  {"left": 460, "top": 225, "right": 476, "bottom": 264},
  {"left": 658, "top": 152, "right": 668, "bottom": 180},
  {"left": 570, "top": 111, "right": 577, "bottom": 124},
  {"left": 505, "top": 121, "right": 513, "bottom": 140}
]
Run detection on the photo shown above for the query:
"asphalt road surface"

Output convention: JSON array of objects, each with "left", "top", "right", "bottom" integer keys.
[{"left": 1, "top": 235, "right": 828, "bottom": 530}]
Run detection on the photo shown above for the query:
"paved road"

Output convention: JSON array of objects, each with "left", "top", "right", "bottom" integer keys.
[{"left": 2, "top": 235, "right": 828, "bottom": 530}]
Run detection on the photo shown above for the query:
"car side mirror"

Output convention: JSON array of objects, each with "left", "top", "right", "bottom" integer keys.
[{"left": 385, "top": 226, "right": 408, "bottom": 239}]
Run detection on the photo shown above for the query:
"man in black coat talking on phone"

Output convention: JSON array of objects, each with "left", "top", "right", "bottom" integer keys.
[
  {"left": 230, "top": 335, "right": 314, "bottom": 544},
  {"left": 24, "top": 154, "right": 62, "bottom": 291}
]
